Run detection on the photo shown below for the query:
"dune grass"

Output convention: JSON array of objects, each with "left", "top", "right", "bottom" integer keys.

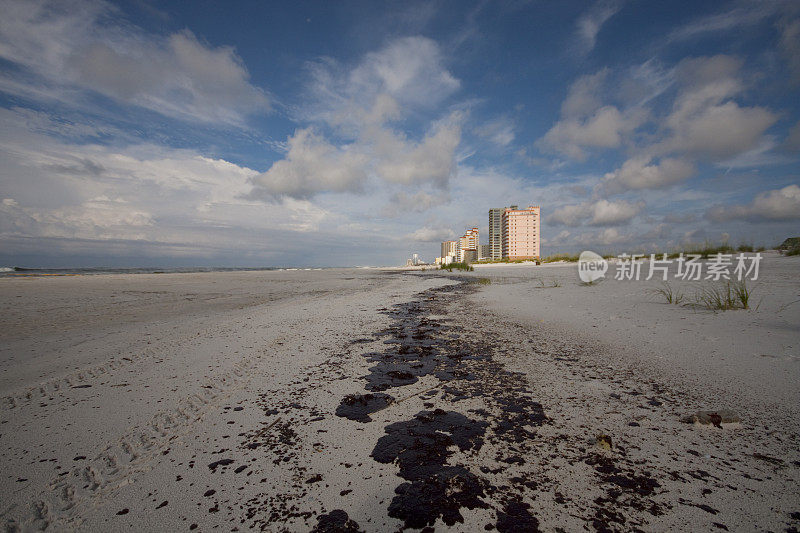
[
  {"left": 650, "top": 282, "right": 685, "bottom": 305},
  {"left": 689, "top": 279, "right": 754, "bottom": 311},
  {"left": 541, "top": 253, "right": 580, "bottom": 263},
  {"left": 651, "top": 279, "right": 754, "bottom": 311},
  {"left": 441, "top": 262, "right": 474, "bottom": 272}
]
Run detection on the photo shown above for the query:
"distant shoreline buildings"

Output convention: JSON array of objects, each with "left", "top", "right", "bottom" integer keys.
[{"left": 436, "top": 205, "right": 541, "bottom": 265}]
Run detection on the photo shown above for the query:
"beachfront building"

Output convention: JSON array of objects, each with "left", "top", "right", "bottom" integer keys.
[
  {"left": 478, "top": 244, "right": 491, "bottom": 260},
  {"left": 501, "top": 206, "right": 541, "bottom": 260},
  {"left": 405, "top": 253, "right": 425, "bottom": 266},
  {"left": 458, "top": 227, "right": 479, "bottom": 262},
  {"left": 441, "top": 240, "right": 459, "bottom": 264},
  {"left": 489, "top": 206, "right": 517, "bottom": 259}
]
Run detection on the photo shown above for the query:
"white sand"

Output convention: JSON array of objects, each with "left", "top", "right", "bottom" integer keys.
[
  {"left": 0, "top": 259, "right": 798, "bottom": 531},
  {"left": 470, "top": 253, "right": 800, "bottom": 422}
]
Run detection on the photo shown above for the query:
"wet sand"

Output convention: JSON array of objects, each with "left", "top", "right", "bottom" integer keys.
[{"left": 0, "top": 263, "right": 799, "bottom": 531}]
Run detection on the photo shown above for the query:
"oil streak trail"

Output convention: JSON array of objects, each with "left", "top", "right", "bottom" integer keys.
[{"left": 336, "top": 280, "right": 546, "bottom": 530}]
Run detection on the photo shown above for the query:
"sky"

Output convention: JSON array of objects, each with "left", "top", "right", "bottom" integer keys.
[{"left": 0, "top": 0, "right": 799, "bottom": 268}]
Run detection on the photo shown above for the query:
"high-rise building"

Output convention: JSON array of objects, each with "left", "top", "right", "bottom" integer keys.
[
  {"left": 501, "top": 206, "right": 541, "bottom": 260},
  {"left": 489, "top": 205, "right": 517, "bottom": 259},
  {"left": 478, "top": 244, "right": 491, "bottom": 260},
  {"left": 441, "top": 240, "right": 458, "bottom": 263},
  {"left": 458, "top": 227, "right": 478, "bottom": 262}
]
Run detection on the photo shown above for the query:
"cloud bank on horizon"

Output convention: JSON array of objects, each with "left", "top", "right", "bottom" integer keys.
[{"left": 0, "top": 0, "right": 798, "bottom": 267}]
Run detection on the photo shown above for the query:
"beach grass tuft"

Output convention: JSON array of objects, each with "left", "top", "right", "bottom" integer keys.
[
  {"left": 688, "top": 279, "right": 754, "bottom": 311},
  {"left": 650, "top": 281, "right": 684, "bottom": 305}
]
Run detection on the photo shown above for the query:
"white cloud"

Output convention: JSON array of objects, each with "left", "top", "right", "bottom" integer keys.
[
  {"left": 0, "top": 0, "right": 268, "bottom": 125},
  {"left": 667, "top": 101, "right": 777, "bottom": 159},
  {"left": 779, "top": 17, "right": 800, "bottom": 84},
  {"left": 574, "top": 227, "right": 629, "bottom": 246},
  {"left": 256, "top": 37, "right": 463, "bottom": 199},
  {"left": 474, "top": 117, "right": 515, "bottom": 147},
  {"left": 589, "top": 199, "right": 644, "bottom": 226},
  {"left": 305, "top": 36, "right": 460, "bottom": 128},
  {"left": 537, "top": 68, "right": 648, "bottom": 161},
  {"left": 549, "top": 204, "right": 588, "bottom": 227},
  {"left": 1, "top": 195, "right": 154, "bottom": 241},
  {"left": 374, "top": 114, "right": 461, "bottom": 186},
  {"left": 405, "top": 226, "right": 455, "bottom": 242},
  {"left": 549, "top": 198, "right": 643, "bottom": 227},
  {"left": 603, "top": 157, "right": 695, "bottom": 192},
  {"left": 706, "top": 184, "right": 800, "bottom": 222},
  {"left": 560, "top": 69, "right": 609, "bottom": 117},
  {"left": 538, "top": 106, "right": 645, "bottom": 160},
  {"left": 576, "top": 1, "right": 623, "bottom": 53},
  {"left": 251, "top": 128, "right": 368, "bottom": 199},
  {"left": 382, "top": 190, "right": 447, "bottom": 217},
  {"left": 717, "top": 136, "right": 792, "bottom": 169},
  {"left": 658, "top": 56, "right": 777, "bottom": 160},
  {"left": 349, "top": 36, "right": 460, "bottom": 107},
  {"left": 667, "top": 3, "right": 780, "bottom": 42}
]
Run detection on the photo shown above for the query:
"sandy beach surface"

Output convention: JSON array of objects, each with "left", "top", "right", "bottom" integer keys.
[{"left": 0, "top": 259, "right": 798, "bottom": 532}]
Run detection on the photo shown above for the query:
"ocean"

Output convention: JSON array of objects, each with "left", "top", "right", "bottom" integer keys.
[{"left": 0, "top": 266, "right": 290, "bottom": 277}]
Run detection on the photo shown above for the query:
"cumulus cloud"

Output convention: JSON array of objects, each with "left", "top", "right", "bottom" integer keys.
[
  {"left": 589, "top": 199, "right": 644, "bottom": 226},
  {"left": 348, "top": 36, "right": 460, "bottom": 107},
  {"left": 305, "top": 36, "right": 460, "bottom": 128},
  {"left": 381, "top": 191, "right": 447, "bottom": 217},
  {"left": 374, "top": 115, "right": 461, "bottom": 187},
  {"left": 255, "top": 37, "right": 463, "bottom": 200},
  {"left": 537, "top": 67, "right": 647, "bottom": 160},
  {"left": 0, "top": 108, "right": 333, "bottom": 249},
  {"left": 405, "top": 226, "right": 455, "bottom": 242},
  {"left": 251, "top": 129, "right": 368, "bottom": 200},
  {"left": 538, "top": 105, "right": 645, "bottom": 160},
  {"left": 560, "top": 69, "right": 609, "bottom": 117},
  {"left": 603, "top": 156, "right": 695, "bottom": 192},
  {"left": 549, "top": 204, "right": 588, "bottom": 227},
  {"left": 549, "top": 199, "right": 643, "bottom": 227},
  {"left": 658, "top": 55, "right": 777, "bottom": 160},
  {"left": 0, "top": 0, "right": 268, "bottom": 125},
  {"left": 706, "top": 184, "right": 800, "bottom": 222},
  {"left": 574, "top": 227, "right": 629, "bottom": 246}
]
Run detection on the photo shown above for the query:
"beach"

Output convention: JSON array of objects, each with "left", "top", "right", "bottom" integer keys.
[{"left": 1, "top": 259, "right": 799, "bottom": 531}]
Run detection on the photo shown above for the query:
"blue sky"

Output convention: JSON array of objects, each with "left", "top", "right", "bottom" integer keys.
[{"left": 0, "top": 0, "right": 798, "bottom": 267}]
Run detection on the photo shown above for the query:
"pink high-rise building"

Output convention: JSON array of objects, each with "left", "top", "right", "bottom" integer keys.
[{"left": 502, "top": 206, "right": 540, "bottom": 260}]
